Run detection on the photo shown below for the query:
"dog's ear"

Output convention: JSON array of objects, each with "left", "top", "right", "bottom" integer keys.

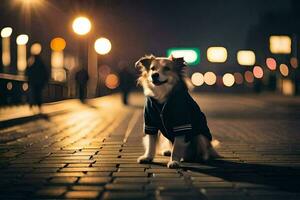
[
  {"left": 135, "top": 55, "right": 155, "bottom": 70},
  {"left": 173, "top": 57, "right": 186, "bottom": 68}
]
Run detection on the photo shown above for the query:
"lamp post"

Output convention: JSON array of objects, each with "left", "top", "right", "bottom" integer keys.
[
  {"left": 72, "top": 16, "right": 91, "bottom": 70},
  {"left": 1, "top": 27, "right": 13, "bottom": 68},
  {"left": 94, "top": 37, "right": 112, "bottom": 96}
]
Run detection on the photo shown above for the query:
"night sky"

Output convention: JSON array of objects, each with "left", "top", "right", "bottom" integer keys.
[{"left": 0, "top": 0, "right": 293, "bottom": 69}]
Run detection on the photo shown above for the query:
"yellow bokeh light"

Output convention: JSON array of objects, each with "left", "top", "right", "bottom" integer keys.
[
  {"left": 222, "top": 73, "right": 235, "bottom": 87},
  {"left": 253, "top": 66, "right": 264, "bottom": 79},
  {"left": 237, "top": 50, "right": 255, "bottom": 66},
  {"left": 16, "top": 34, "right": 29, "bottom": 45},
  {"left": 1, "top": 27, "right": 12, "bottom": 38},
  {"left": 169, "top": 50, "right": 198, "bottom": 64},
  {"left": 191, "top": 72, "right": 204, "bottom": 86},
  {"left": 207, "top": 47, "right": 227, "bottom": 63},
  {"left": 30, "top": 43, "right": 42, "bottom": 55},
  {"left": 204, "top": 72, "right": 217, "bottom": 86},
  {"left": 279, "top": 64, "right": 289, "bottom": 77},
  {"left": 72, "top": 16, "right": 91, "bottom": 36},
  {"left": 269, "top": 35, "right": 291, "bottom": 54},
  {"left": 105, "top": 74, "right": 119, "bottom": 89},
  {"left": 282, "top": 79, "right": 294, "bottom": 96},
  {"left": 50, "top": 37, "right": 66, "bottom": 51},
  {"left": 94, "top": 37, "right": 112, "bottom": 55}
]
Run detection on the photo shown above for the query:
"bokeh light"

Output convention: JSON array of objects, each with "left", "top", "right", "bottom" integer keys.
[
  {"left": 234, "top": 72, "right": 243, "bottom": 84},
  {"left": 94, "top": 37, "right": 112, "bottom": 55},
  {"left": 269, "top": 35, "right": 291, "bottom": 54},
  {"left": 16, "top": 34, "right": 29, "bottom": 45},
  {"left": 244, "top": 71, "right": 254, "bottom": 83},
  {"left": 72, "top": 16, "right": 91, "bottom": 35},
  {"left": 30, "top": 43, "right": 42, "bottom": 55},
  {"left": 290, "top": 57, "right": 298, "bottom": 69},
  {"left": 237, "top": 50, "right": 255, "bottom": 66},
  {"left": 1, "top": 27, "right": 12, "bottom": 38},
  {"left": 279, "top": 64, "right": 289, "bottom": 77},
  {"left": 50, "top": 37, "right": 66, "bottom": 51},
  {"left": 191, "top": 72, "right": 204, "bottom": 86},
  {"left": 22, "top": 83, "right": 29, "bottom": 91},
  {"left": 98, "top": 64, "right": 111, "bottom": 79},
  {"left": 266, "top": 57, "right": 277, "bottom": 71},
  {"left": 222, "top": 73, "right": 235, "bottom": 87},
  {"left": 207, "top": 47, "right": 227, "bottom": 63},
  {"left": 105, "top": 74, "right": 119, "bottom": 89},
  {"left": 204, "top": 72, "right": 217, "bottom": 86},
  {"left": 167, "top": 48, "right": 200, "bottom": 65},
  {"left": 7, "top": 82, "right": 13, "bottom": 90},
  {"left": 253, "top": 66, "right": 264, "bottom": 79}
]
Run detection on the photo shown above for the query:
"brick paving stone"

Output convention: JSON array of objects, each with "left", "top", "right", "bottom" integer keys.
[
  {"left": 35, "top": 186, "right": 67, "bottom": 197},
  {"left": 105, "top": 183, "right": 144, "bottom": 191},
  {"left": 49, "top": 177, "right": 78, "bottom": 184},
  {"left": 113, "top": 177, "right": 149, "bottom": 184},
  {"left": 71, "top": 185, "right": 104, "bottom": 191},
  {"left": 65, "top": 191, "right": 101, "bottom": 199},
  {"left": 78, "top": 177, "right": 112, "bottom": 185},
  {"left": 102, "top": 191, "right": 148, "bottom": 200},
  {"left": 112, "top": 172, "right": 148, "bottom": 177}
]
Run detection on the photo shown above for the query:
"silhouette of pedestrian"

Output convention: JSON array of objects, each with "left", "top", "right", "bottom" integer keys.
[
  {"left": 25, "top": 55, "right": 49, "bottom": 112},
  {"left": 75, "top": 67, "right": 89, "bottom": 102},
  {"left": 118, "top": 61, "right": 135, "bottom": 105}
]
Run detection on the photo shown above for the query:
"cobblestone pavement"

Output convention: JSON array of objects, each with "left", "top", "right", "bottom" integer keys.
[{"left": 0, "top": 93, "right": 300, "bottom": 200}]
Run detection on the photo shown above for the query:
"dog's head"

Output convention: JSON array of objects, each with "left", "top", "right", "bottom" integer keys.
[
  {"left": 135, "top": 55, "right": 190, "bottom": 102},
  {"left": 135, "top": 55, "right": 186, "bottom": 87}
]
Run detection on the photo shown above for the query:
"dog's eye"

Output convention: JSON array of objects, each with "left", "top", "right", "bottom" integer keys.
[
  {"left": 150, "top": 66, "right": 156, "bottom": 71},
  {"left": 163, "top": 66, "right": 171, "bottom": 72}
]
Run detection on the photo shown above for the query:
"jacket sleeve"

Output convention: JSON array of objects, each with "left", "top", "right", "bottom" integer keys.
[{"left": 144, "top": 98, "right": 159, "bottom": 135}]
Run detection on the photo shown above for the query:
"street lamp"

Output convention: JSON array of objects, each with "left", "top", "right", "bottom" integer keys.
[
  {"left": 94, "top": 37, "right": 112, "bottom": 55},
  {"left": 50, "top": 37, "right": 66, "bottom": 82},
  {"left": 207, "top": 47, "right": 227, "bottom": 63},
  {"left": 269, "top": 35, "right": 291, "bottom": 54},
  {"left": 72, "top": 16, "right": 91, "bottom": 36},
  {"left": 1, "top": 27, "right": 13, "bottom": 67},
  {"left": 16, "top": 34, "right": 29, "bottom": 72}
]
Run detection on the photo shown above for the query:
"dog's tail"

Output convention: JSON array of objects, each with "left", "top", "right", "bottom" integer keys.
[{"left": 210, "top": 139, "right": 222, "bottom": 158}]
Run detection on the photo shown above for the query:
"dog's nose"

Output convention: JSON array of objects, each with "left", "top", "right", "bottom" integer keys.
[{"left": 151, "top": 73, "right": 159, "bottom": 80}]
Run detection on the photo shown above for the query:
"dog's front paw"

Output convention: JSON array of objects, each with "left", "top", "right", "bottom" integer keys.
[
  {"left": 167, "top": 160, "right": 180, "bottom": 168},
  {"left": 137, "top": 155, "right": 153, "bottom": 164}
]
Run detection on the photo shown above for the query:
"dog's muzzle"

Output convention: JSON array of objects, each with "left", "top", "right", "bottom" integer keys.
[{"left": 152, "top": 73, "right": 168, "bottom": 86}]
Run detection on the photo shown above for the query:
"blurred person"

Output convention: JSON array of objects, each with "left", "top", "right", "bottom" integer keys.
[
  {"left": 25, "top": 55, "right": 49, "bottom": 112},
  {"left": 75, "top": 67, "right": 89, "bottom": 102},
  {"left": 118, "top": 61, "right": 135, "bottom": 105}
]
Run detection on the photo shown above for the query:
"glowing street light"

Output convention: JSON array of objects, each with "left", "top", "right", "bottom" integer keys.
[
  {"left": 1, "top": 27, "right": 13, "bottom": 67},
  {"left": 16, "top": 34, "right": 29, "bottom": 71},
  {"left": 269, "top": 35, "right": 291, "bottom": 54},
  {"left": 167, "top": 48, "right": 200, "bottom": 65},
  {"left": 72, "top": 16, "right": 91, "bottom": 36},
  {"left": 50, "top": 37, "right": 67, "bottom": 81},
  {"left": 237, "top": 50, "right": 255, "bottom": 66},
  {"left": 94, "top": 37, "right": 112, "bottom": 55},
  {"left": 30, "top": 43, "right": 42, "bottom": 55},
  {"left": 191, "top": 72, "right": 204, "bottom": 86},
  {"left": 207, "top": 47, "right": 227, "bottom": 63},
  {"left": 204, "top": 71, "right": 217, "bottom": 85},
  {"left": 222, "top": 73, "right": 235, "bottom": 87}
]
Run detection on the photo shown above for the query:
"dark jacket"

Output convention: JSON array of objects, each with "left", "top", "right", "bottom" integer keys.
[{"left": 144, "top": 82, "right": 212, "bottom": 142}]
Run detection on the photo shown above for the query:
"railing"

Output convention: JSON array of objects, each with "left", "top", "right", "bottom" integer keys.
[{"left": 0, "top": 73, "right": 69, "bottom": 105}]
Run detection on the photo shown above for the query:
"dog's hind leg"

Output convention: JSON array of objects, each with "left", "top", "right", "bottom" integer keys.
[{"left": 137, "top": 134, "right": 157, "bottom": 163}]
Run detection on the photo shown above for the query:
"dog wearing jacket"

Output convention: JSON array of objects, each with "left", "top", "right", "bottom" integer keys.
[{"left": 135, "top": 55, "right": 220, "bottom": 168}]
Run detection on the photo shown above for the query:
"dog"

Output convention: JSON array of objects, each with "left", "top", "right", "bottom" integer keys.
[{"left": 135, "top": 54, "right": 220, "bottom": 168}]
